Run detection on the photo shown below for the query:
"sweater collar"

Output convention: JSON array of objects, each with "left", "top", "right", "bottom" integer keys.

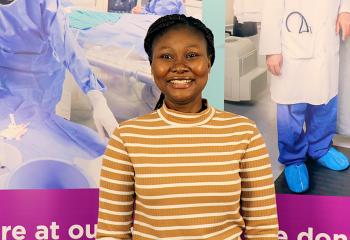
[{"left": 157, "top": 100, "right": 215, "bottom": 126}]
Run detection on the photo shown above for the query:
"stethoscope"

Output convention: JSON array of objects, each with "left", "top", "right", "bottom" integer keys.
[{"left": 285, "top": 11, "right": 312, "bottom": 33}]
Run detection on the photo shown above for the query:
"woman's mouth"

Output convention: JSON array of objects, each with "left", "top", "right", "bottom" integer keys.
[{"left": 168, "top": 79, "right": 194, "bottom": 88}]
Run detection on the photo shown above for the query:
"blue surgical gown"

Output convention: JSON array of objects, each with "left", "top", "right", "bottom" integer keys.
[
  {"left": 0, "top": 0, "right": 106, "bottom": 163},
  {"left": 143, "top": 0, "right": 185, "bottom": 15}
]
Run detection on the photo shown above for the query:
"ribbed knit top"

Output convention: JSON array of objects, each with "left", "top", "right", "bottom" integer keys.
[{"left": 96, "top": 102, "right": 279, "bottom": 240}]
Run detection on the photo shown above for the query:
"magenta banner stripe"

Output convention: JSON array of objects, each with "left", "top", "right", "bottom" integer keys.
[
  {"left": 277, "top": 193, "right": 350, "bottom": 238},
  {"left": 0, "top": 189, "right": 99, "bottom": 240}
]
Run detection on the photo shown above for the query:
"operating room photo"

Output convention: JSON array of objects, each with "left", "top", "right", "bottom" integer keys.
[
  {"left": 0, "top": 0, "right": 202, "bottom": 190},
  {"left": 224, "top": 0, "right": 350, "bottom": 195}
]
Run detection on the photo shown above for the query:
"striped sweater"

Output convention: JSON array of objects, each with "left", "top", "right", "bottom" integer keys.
[{"left": 96, "top": 103, "right": 279, "bottom": 240}]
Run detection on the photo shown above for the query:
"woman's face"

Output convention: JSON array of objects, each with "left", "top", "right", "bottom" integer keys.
[{"left": 151, "top": 26, "right": 211, "bottom": 112}]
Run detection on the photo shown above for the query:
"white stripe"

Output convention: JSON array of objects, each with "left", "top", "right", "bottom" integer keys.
[
  {"left": 241, "top": 184, "right": 275, "bottom": 191},
  {"left": 241, "top": 204, "right": 277, "bottom": 211},
  {"left": 101, "top": 166, "right": 134, "bottom": 176},
  {"left": 250, "top": 133, "right": 262, "bottom": 142},
  {"left": 103, "top": 155, "right": 132, "bottom": 166},
  {"left": 241, "top": 174, "right": 273, "bottom": 182},
  {"left": 241, "top": 194, "right": 276, "bottom": 201},
  {"left": 107, "top": 145, "right": 128, "bottom": 155},
  {"left": 241, "top": 154, "right": 269, "bottom": 163},
  {"left": 137, "top": 170, "right": 240, "bottom": 178},
  {"left": 245, "top": 234, "right": 278, "bottom": 238},
  {"left": 245, "top": 143, "right": 266, "bottom": 152},
  {"left": 134, "top": 159, "right": 240, "bottom": 168},
  {"left": 135, "top": 179, "right": 241, "bottom": 189},
  {"left": 129, "top": 150, "right": 245, "bottom": 158},
  {"left": 245, "top": 224, "right": 279, "bottom": 230},
  {"left": 125, "top": 140, "right": 249, "bottom": 148},
  {"left": 240, "top": 164, "right": 271, "bottom": 172},
  {"left": 100, "top": 176, "right": 133, "bottom": 185},
  {"left": 100, "top": 187, "right": 134, "bottom": 195},
  {"left": 199, "top": 122, "right": 255, "bottom": 129},
  {"left": 212, "top": 116, "right": 247, "bottom": 121},
  {"left": 120, "top": 131, "right": 253, "bottom": 139},
  {"left": 136, "top": 199, "right": 240, "bottom": 210},
  {"left": 243, "top": 214, "right": 278, "bottom": 221},
  {"left": 96, "top": 229, "right": 131, "bottom": 235},
  {"left": 137, "top": 191, "right": 241, "bottom": 200},
  {"left": 133, "top": 118, "right": 163, "bottom": 122},
  {"left": 133, "top": 218, "right": 240, "bottom": 231},
  {"left": 120, "top": 124, "right": 179, "bottom": 130},
  {"left": 98, "top": 218, "right": 132, "bottom": 226},
  {"left": 99, "top": 198, "right": 134, "bottom": 206},
  {"left": 133, "top": 224, "right": 240, "bottom": 240},
  {"left": 135, "top": 209, "right": 239, "bottom": 220},
  {"left": 111, "top": 134, "right": 123, "bottom": 143},
  {"left": 99, "top": 208, "right": 133, "bottom": 216}
]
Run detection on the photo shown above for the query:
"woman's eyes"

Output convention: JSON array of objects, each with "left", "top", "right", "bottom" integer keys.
[
  {"left": 160, "top": 54, "right": 173, "bottom": 60},
  {"left": 158, "top": 52, "right": 200, "bottom": 60},
  {"left": 186, "top": 52, "right": 199, "bottom": 58}
]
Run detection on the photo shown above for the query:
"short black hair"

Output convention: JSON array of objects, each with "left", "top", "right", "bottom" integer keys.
[
  {"left": 144, "top": 14, "right": 215, "bottom": 110},
  {"left": 144, "top": 14, "right": 215, "bottom": 66}
]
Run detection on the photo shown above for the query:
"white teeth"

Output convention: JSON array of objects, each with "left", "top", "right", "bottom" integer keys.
[{"left": 170, "top": 80, "right": 192, "bottom": 84}]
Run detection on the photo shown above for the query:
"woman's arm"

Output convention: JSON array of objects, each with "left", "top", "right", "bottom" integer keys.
[
  {"left": 239, "top": 124, "right": 279, "bottom": 239},
  {"left": 96, "top": 128, "right": 135, "bottom": 240}
]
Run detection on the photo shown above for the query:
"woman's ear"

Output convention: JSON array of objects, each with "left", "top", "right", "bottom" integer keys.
[{"left": 207, "top": 55, "right": 212, "bottom": 70}]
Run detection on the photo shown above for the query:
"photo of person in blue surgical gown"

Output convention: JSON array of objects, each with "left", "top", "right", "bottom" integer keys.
[
  {"left": 260, "top": 0, "right": 350, "bottom": 193},
  {"left": 0, "top": 0, "right": 118, "bottom": 189},
  {"left": 132, "top": 0, "right": 185, "bottom": 15}
]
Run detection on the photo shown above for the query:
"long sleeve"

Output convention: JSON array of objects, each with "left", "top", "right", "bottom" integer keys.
[
  {"left": 259, "top": 0, "right": 284, "bottom": 55},
  {"left": 96, "top": 128, "right": 135, "bottom": 240},
  {"left": 340, "top": 0, "right": 350, "bottom": 13},
  {"left": 239, "top": 125, "right": 279, "bottom": 239},
  {"left": 41, "top": 0, "right": 105, "bottom": 94}
]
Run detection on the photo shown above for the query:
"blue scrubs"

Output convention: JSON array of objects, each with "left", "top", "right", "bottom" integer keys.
[
  {"left": 0, "top": 0, "right": 105, "bottom": 162},
  {"left": 143, "top": 0, "right": 185, "bottom": 15},
  {"left": 277, "top": 96, "right": 337, "bottom": 165}
]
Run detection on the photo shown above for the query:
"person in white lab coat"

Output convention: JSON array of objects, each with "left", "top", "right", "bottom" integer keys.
[{"left": 260, "top": 0, "right": 350, "bottom": 193}]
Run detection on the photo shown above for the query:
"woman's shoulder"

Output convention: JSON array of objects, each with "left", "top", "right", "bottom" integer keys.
[{"left": 213, "top": 108, "right": 257, "bottom": 126}]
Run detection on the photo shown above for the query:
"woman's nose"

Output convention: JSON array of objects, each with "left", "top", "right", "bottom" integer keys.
[{"left": 171, "top": 61, "right": 189, "bottom": 73}]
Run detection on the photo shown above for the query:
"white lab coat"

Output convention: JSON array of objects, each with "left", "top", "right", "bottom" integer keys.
[{"left": 259, "top": 0, "right": 350, "bottom": 105}]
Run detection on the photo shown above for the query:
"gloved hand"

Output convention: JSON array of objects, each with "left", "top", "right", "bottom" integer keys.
[{"left": 87, "top": 90, "right": 118, "bottom": 140}]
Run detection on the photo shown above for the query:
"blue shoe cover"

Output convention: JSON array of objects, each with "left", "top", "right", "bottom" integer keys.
[
  {"left": 284, "top": 163, "right": 309, "bottom": 193},
  {"left": 317, "top": 147, "right": 350, "bottom": 171}
]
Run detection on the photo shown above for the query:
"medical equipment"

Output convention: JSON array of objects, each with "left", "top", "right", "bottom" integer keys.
[
  {"left": 69, "top": 10, "right": 122, "bottom": 30},
  {"left": 184, "top": 0, "right": 202, "bottom": 19},
  {"left": 285, "top": 11, "right": 312, "bottom": 33},
  {"left": 224, "top": 36, "right": 267, "bottom": 101},
  {"left": 0, "top": 142, "right": 22, "bottom": 188},
  {"left": 108, "top": 0, "right": 137, "bottom": 13},
  {"left": 57, "top": 13, "right": 160, "bottom": 122},
  {"left": 7, "top": 159, "right": 92, "bottom": 189},
  {"left": 234, "top": 0, "right": 264, "bottom": 23},
  {"left": 0, "top": 0, "right": 13, "bottom": 4},
  {"left": 0, "top": 115, "right": 29, "bottom": 141}
]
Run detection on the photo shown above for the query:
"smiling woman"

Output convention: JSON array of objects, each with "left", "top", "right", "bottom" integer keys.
[
  {"left": 151, "top": 25, "right": 211, "bottom": 113},
  {"left": 96, "top": 14, "right": 279, "bottom": 240}
]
